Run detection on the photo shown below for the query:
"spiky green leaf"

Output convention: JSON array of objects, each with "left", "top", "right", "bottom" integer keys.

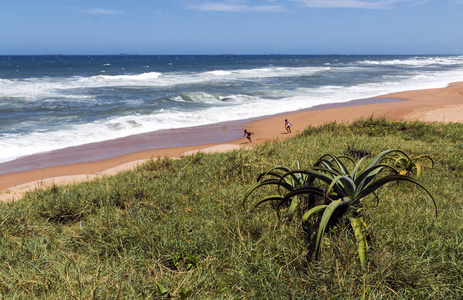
[
  {"left": 366, "top": 149, "right": 408, "bottom": 170},
  {"left": 242, "top": 179, "right": 294, "bottom": 208},
  {"left": 348, "top": 216, "right": 368, "bottom": 270},
  {"left": 301, "top": 205, "right": 328, "bottom": 223},
  {"left": 356, "top": 174, "right": 437, "bottom": 216},
  {"left": 254, "top": 195, "right": 284, "bottom": 208},
  {"left": 327, "top": 175, "right": 356, "bottom": 198},
  {"left": 288, "top": 195, "right": 301, "bottom": 215},
  {"left": 277, "top": 187, "right": 326, "bottom": 219},
  {"left": 314, "top": 199, "right": 344, "bottom": 260},
  {"left": 314, "top": 154, "right": 350, "bottom": 176}
]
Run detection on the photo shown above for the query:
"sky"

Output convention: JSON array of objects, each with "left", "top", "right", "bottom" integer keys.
[{"left": 1, "top": 0, "right": 462, "bottom": 55}]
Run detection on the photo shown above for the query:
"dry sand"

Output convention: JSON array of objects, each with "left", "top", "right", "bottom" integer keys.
[{"left": 1, "top": 82, "right": 463, "bottom": 202}]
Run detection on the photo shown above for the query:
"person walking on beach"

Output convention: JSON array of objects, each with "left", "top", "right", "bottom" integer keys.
[
  {"left": 244, "top": 129, "right": 254, "bottom": 142},
  {"left": 284, "top": 119, "right": 292, "bottom": 133}
]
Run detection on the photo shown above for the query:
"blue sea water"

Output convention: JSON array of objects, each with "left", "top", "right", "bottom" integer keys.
[{"left": 1, "top": 54, "right": 462, "bottom": 163}]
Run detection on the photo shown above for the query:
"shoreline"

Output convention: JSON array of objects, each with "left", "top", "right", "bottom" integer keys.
[
  {"left": 0, "top": 96, "right": 401, "bottom": 175},
  {"left": 1, "top": 82, "right": 463, "bottom": 201}
]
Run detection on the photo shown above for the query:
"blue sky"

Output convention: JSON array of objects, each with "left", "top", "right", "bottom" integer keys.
[{"left": 1, "top": 0, "right": 462, "bottom": 55}]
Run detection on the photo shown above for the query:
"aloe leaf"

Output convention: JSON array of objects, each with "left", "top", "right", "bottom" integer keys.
[
  {"left": 351, "top": 156, "right": 369, "bottom": 181},
  {"left": 254, "top": 195, "right": 284, "bottom": 208},
  {"left": 288, "top": 195, "right": 301, "bottom": 215},
  {"left": 291, "top": 163, "right": 308, "bottom": 185},
  {"left": 314, "top": 155, "right": 345, "bottom": 175},
  {"left": 365, "top": 149, "right": 408, "bottom": 171},
  {"left": 242, "top": 179, "right": 294, "bottom": 208},
  {"left": 258, "top": 167, "right": 305, "bottom": 190},
  {"left": 281, "top": 169, "right": 327, "bottom": 184},
  {"left": 282, "top": 169, "right": 345, "bottom": 196},
  {"left": 356, "top": 175, "right": 437, "bottom": 217},
  {"left": 355, "top": 164, "right": 398, "bottom": 191},
  {"left": 328, "top": 155, "right": 350, "bottom": 175},
  {"left": 282, "top": 169, "right": 309, "bottom": 187},
  {"left": 256, "top": 171, "right": 284, "bottom": 181},
  {"left": 420, "top": 156, "right": 434, "bottom": 173},
  {"left": 311, "top": 166, "right": 343, "bottom": 178},
  {"left": 392, "top": 157, "right": 406, "bottom": 170},
  {"left": 415, "top": 163, "right": 422, "bottom": 178},
  {"left": 396, "top": 154, "right": 433, "bottom": 177},
  {"left": 327, "top": 175, "right": 355, "bottom": 198},
  {"left": 282, "top": 186, "right": 326, "bottom": 199},
  {"left": 348, "top": 216, "right": 368, "bottom": 270},
  {"left": 278, "top": 187, "right": 325, "bottom": 219},
  {"left": 257, "top": 166, "right": 291, "bottom": 181},
  {"left": 313, "top": 154, "right": 336, "bottom": 167},
  {"left": 411, "top": 154, "right": 434, "bottom": 166},
  {"left": 338, "top": 155, "right": 356, "bottom": 166},
  {"left": 314, "top": 199, "right": 343, "bottom": 260},
  {"left": 317, "top": 159, "right": 337, "bottom": 171},
  {"left": 320, "top": 154, "right": 350, "bottom": 176},
  {"left": 301, "top": 205, "right": 328, "bottom": 223}
]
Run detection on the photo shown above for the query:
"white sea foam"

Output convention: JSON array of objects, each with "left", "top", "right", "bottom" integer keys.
[
  {"left": 358, "top": 55, "right": 463, "bottom": 67},
  {"left": 0, "top": 66, "right": 331, "bottom": 100}
]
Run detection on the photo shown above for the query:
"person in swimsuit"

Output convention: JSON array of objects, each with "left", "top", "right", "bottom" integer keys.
[
  {"left": 244, "top": 129, "right": 253, "bottom": 142},
  {"left": 285, "top": 119, "right": 292, "bottom": 133}
]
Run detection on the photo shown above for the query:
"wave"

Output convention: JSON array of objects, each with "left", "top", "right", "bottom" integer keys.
[
  {"left": 0, "top": 66, "right": 331, "bottom": 99},
  {"left": 357, "top": 55, "right": 463, "bottom": 67},
  {"left": 74, "top": 65, "right": 331, "bottom": 88},
  {"left": 81, "top": 71, "right": 162, "bottom": 83},
  {"left": 2, "top": 56, "right": 461, "bottom": 102}
]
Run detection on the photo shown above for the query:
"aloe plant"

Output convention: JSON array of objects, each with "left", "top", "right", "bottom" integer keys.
[
  {"left": 382, "top": 152, "right": 434, "bottom": 178},
  {"left": 242, "top": 161, "right": 313, "bottom": 216},
  {"left": 244, "top": 150, "right": 436, "bottom": 270}
]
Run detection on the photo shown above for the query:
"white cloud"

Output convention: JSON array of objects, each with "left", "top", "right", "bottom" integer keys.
[
  {"left": 252, "top": 4, "right": 286, "bottom": 11},
  {"left": 189, "top": 2, "right": 285, "bottom": 12},
  {"left": 83, "top": 8, "right": 124, "bottom": 15},
  {"left": 187, "top": 0, "right": 421, "bottom": 12},
  {"left": 290, "top": 0, "right": 407, "bottom": 9},
  {"left": 410, "top": 0, "right": 429, "bottom": 6}
]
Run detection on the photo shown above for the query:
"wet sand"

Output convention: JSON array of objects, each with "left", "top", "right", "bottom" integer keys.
[{"left": 1, "top": 82, "right": 463, "bottom": 201}]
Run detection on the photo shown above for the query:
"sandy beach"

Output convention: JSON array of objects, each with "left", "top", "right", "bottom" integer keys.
[{"left": 1, "top": 81, "right": 462, "bottom": 202}]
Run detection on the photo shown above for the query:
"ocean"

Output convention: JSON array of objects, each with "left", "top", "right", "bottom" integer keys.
[{"left": 1, "top": 54, "right": 463, "bottom": 164}]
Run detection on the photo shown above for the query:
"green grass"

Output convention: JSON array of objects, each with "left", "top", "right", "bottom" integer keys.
[{"left": 1, "top": 117, "right": 462, "bottom": 299}]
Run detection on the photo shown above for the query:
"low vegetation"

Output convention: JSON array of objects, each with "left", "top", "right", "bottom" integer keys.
[
  {"left": 1, "top": 117, "right": 462, "bottom": 298},
  {"left": 243, "top": 149, "right": 436, "bottom": 271}
]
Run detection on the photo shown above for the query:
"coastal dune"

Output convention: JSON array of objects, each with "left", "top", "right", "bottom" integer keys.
[{"left": 1, "top": 82, "right": 462, "bottom": 202}]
